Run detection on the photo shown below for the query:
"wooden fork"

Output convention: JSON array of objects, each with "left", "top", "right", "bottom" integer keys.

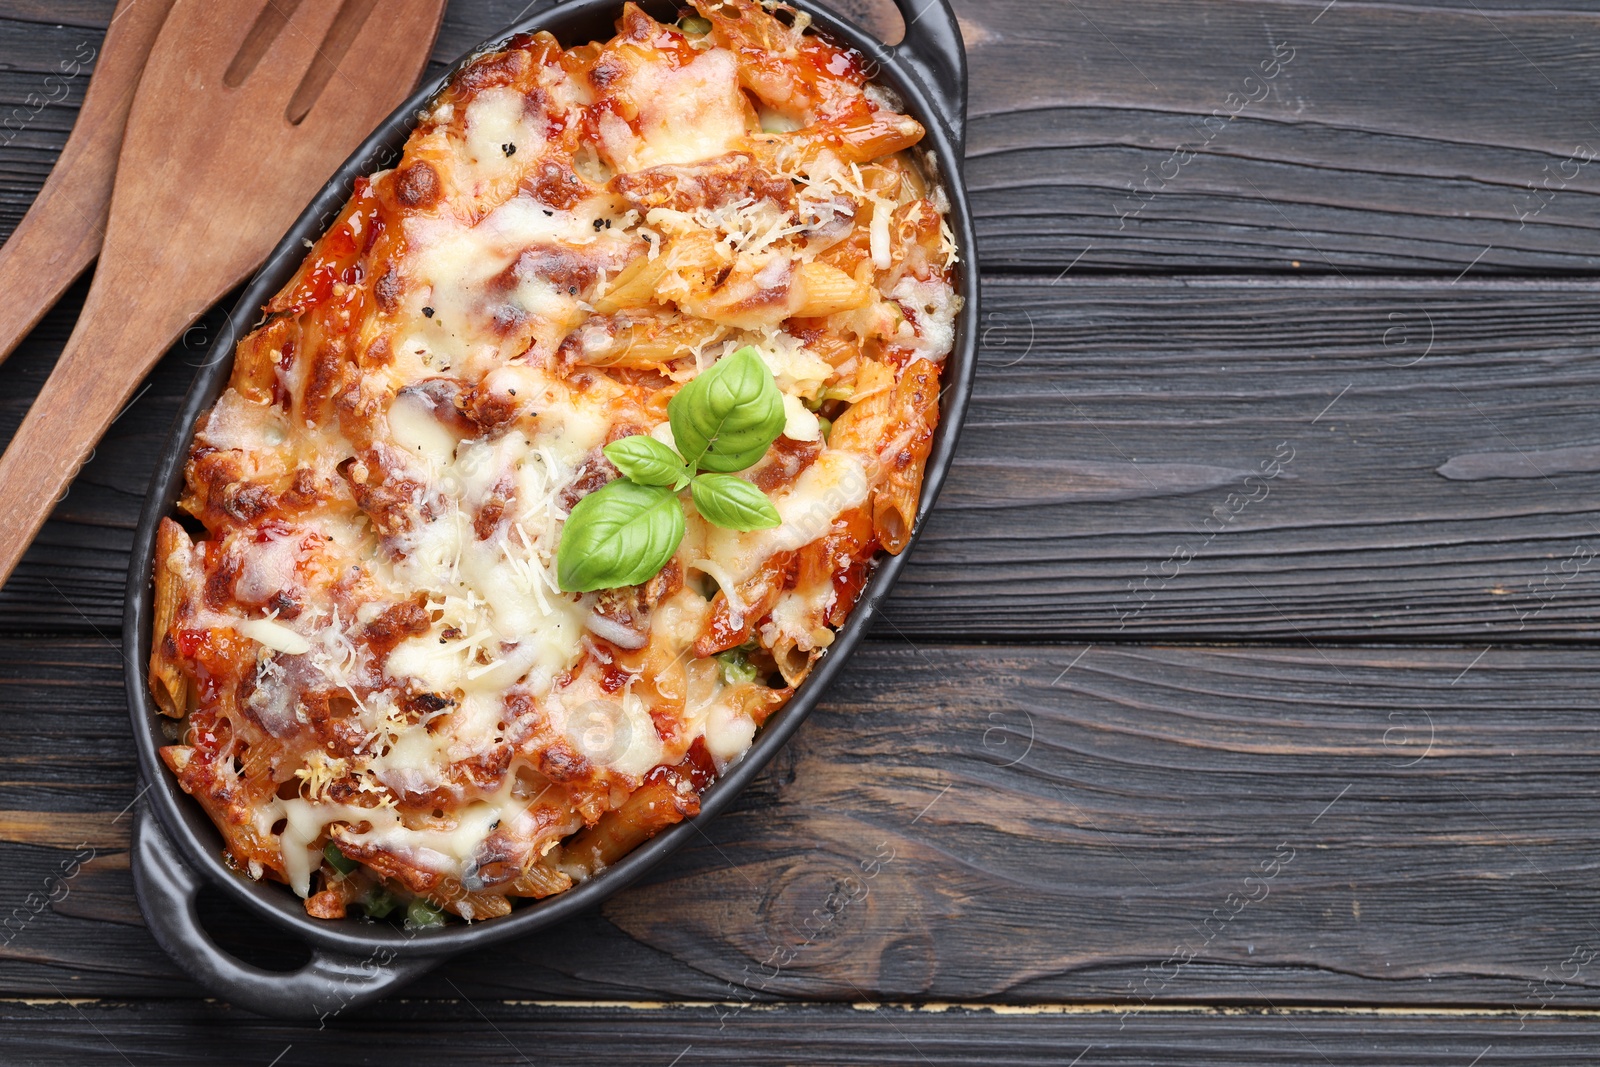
[
  {"left": 0, "top": 0, "right": 447, "bottom": 584},
  {"left": 0, "top": 0, "right": 176, "bottom": 369}
]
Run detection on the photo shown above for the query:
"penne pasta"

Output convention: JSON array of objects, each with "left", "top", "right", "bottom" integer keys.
[
  {"left": 451, "top": 891, "right": 514, "bottom": 921},
  {"left": 557, "top": 775, "right": 700, "bottom": 880},
  {"left": 591, "top": 252, "right": 670, "bottom": 314},
  {"left": 766, "top": 634, "right": 813, "bottom": 688},
  {"left": 826, "top": 360, "right": 896, "bottom": 453},
  {"left": 792, "top": 260, "right": 874, "bottom": 317},
  {"left": 573, "top": 310, "right": 727, "bottom": 370},
  {"left": 148, "top": 518, "right": 193, "bottom": 719},
  {"left": 873, "top": 476, "right": 918, "bottom": 555},
  {"left": 693, "top": 552, "right": 795, "bottom": 657},
  {"left": 872, "top": 360, "right": 942, "bottom": 555},
  {"left": 508, "top": 860, "right": 575, "bottom": 899},
  {"left": 230, "top": 319, "right": 290, "bottom": 404}
]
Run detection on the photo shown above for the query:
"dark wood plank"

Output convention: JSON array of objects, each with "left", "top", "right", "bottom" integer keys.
[
  {"left": 961, "top": 0, "right": 1600, "bottom": 273},
  {"left": 8, "top": 637, "right": 1600, "bottom": 1011},
  {"left": 9, "top": 276, "right": 1600, "bottom": 640},
  {"left": 0, "top": 2, "right": 110, "bottom": 29},
  {"left": 8, "top": 2, "right": 1600, "bottom": 272},
  {"left": 10, "top": 999, "right": 1600, "bottom": 1065},
  {"left": 896, "top": 276, "right": 1600, "bottom": 639}
]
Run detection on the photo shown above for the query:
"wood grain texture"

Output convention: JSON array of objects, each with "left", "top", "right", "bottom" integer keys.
[
  {"left": 8, "top": 1000, "right": 1600, "bottom": 1066},
  {"left": 9, "top": 1, "right": 1600, "bottom": 272},
  {"left": 0, "top": 0, "right": 171, "bottom": 369},
  {"left": 8, "top": 277, "right": 1600, "bottom": 640},
  {"left": 959, "top": 0, "right": 1600, "bottom": 273},
  {"left": 896, "top": 276, "right": 1600, "bottom": 639},
  {"left": 0, "top": 810, "right": 127, "bottom": 849},
  {"left": 7, "top": 638, "right": 1600, "bottom": 1011}
]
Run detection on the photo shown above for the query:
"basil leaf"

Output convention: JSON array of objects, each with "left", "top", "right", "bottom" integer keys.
[
  {"left": 669, "top": 346, "right": 786, "bottom": 473},
  {"left": 557, "top": 479, "right": 686, "bottom": 592},
  {"left": 690, "top": 473, "right": 782, "bottom": 532},
  {"left": 604, "top": 435, "right": 689, "bottom": 488}
]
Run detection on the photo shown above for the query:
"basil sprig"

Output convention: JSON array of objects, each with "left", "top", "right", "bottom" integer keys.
[{"left": 557, "top": 347, "right": 787, "bottom": 593}]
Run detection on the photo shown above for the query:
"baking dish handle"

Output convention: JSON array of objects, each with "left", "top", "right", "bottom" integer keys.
[
  {"left": 131, "top": 798, "right": 437, "bottom": 1020},
  {"left": 887, "top": 0, "right": 968, "bottom": 153}
]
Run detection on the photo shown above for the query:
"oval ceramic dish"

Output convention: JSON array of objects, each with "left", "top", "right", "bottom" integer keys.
[{"left": 124, "top": 0, "right": 975, "bottom": 1019}]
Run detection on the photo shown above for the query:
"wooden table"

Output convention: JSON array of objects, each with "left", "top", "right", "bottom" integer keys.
[{"left": 4, "top": 0, "right": 1600, "bottom": 1062}]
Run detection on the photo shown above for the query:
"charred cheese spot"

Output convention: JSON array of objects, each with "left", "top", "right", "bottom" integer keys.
[
  {"left": 395, "top": 160, "right": 442, "bottom": 209},
  {"left": 589, "top": 54, "right": 626, "bottom": 90},
  {"left": 374, "top": 262, "right": 404, "bottom": 313},
  {"left": 457, "top": 47, "right": 532, "bottom": 93},
  {"left": 528, "top": 159, "right": 587, "bottom": 210}
]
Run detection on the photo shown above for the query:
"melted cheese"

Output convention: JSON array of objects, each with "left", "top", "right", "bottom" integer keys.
[
  {"left": 398, "top": 195, "right": 620, "bottom": 377},
  {"left": 197, "top": 389, "right": 291, "bottom": 452},
  {"left": 164, "top": 1, "right": 959, "bottom": 911},
  {"left": 460, "top": 88, "right": 547, "bottom": 188},
  {"left": 237, "top": 617, "right": 310, "bottom": 655},
  {"left": 235, "top": 531, "right": 301, "bottom": 605},
  {"left": 890, "top": 274, "right": 960, "bottom": 361},
  {"left": 373, "top": 420, "right": 591, "bottom": 732},
  {"left": 609, "top": 48, "right": 746, "bottom": 170},
  {"left": 703, "top": 702, "right": 757, "bottom": 763},
  {"left": 701, "top": 451, "right": 870, "bottom": 584},
  {"left": 387, "top": 391, "right": 459, "bottom": 467},
  {"left": 781, "top": 393, "right": 820, "bottom": 441},
  {"left": 755, "top": 332, "right": 834, "bottom": 395}
]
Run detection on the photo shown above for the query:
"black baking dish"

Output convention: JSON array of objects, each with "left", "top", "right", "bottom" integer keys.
[{"left": 123, "top": 0, "right": 976, "bottom": 1019}]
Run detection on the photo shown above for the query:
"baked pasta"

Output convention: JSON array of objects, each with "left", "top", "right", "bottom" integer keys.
[{"left": 148, "top": 0, "right": 959, "bottom": 924}]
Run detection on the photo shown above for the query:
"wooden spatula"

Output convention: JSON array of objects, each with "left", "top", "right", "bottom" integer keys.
[
  {"left": 0, "top": 0, "right": 176, "bottom": 368},
  {"left": 0, "top": 0, "right": 447, "bottom": 585}
]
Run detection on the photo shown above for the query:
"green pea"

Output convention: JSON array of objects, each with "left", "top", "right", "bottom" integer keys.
[
  {"left": 323, "top": 843, "right": 358, "bottom": 876},
  {"left": 405, "top": 898, "right": 447, "bottom": 930},
  {"left": 716, "top": 648, "right": 759, "bottom": 685},
  {"left": 360, "top": 888, "right": 400, "bottom": 920}
]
